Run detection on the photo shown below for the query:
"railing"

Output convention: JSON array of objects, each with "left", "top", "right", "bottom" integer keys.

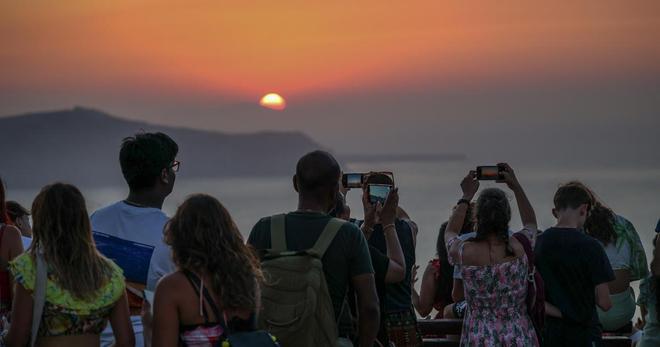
[{"left": 417, "top": 319, "right": 633, "bottom": 347}]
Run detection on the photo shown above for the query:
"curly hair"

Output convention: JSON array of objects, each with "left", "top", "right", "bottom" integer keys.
[
  {"left": 165, "top": 194, "right": 263, "bottom": 311},
  {"left": 474, "top": 188, "right": 513, "bottom": 256},
  {"left": 30, "top": 183, "right": 114, "bottom": 299},
  {"left": 561, "top": 181, "right": 616, "bottom": 245}
]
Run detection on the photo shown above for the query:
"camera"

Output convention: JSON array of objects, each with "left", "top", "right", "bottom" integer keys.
[
  {"left": 342, "top": 173, "right": 364, "bottom": 189},
  {"left": 476, "top": 165, "right": 504, "bottom": 180}
]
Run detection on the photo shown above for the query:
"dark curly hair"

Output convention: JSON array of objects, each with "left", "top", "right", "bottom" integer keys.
[
  {"left": 474, "top": 188, "right": 513, "bottom": 256},
  {"left": 165, "top": 194, "right": 263, "bottom": 311}
]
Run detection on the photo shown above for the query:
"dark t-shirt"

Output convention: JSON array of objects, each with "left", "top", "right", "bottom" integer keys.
[
  {"left": 247, "top": 212, "right": 374, "bottom": 326},
  {"left": 535, "top": 227, "right": 614, "bottom": 346},
  {"left": 368, "top": 219, "right": 416, "bottom": 312}
]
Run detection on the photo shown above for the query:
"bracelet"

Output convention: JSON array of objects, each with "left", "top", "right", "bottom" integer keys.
[
  {"left": 383, "top": 223, "right": 396, "bottom": 231},
  {"left": 457, "top": 198, "right": 470, "bottom": 206}
]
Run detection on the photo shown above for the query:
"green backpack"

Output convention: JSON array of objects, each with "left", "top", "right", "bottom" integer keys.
[{"left": 258, "top": 214, "right": 345, "bottom": 347}]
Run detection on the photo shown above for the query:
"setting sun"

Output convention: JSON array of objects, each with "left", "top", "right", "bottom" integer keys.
[{"left": 259, "top": 93, "right": 286, "bottom": 111}]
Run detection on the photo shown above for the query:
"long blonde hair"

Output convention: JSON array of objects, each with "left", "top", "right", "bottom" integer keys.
[{"left": 30, "top": 183, "right": 113, "bottom": 299}]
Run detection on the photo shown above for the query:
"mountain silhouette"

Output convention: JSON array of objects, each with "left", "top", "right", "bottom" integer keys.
[{"left": 0, "top": 107, "right": 324, "bottom": 188}]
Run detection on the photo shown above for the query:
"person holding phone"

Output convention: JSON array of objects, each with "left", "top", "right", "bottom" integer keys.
[
  {"left": 444, "top": 164, "right": 540, "bottom": 346},
  {"left": 362, "top": 173, "right": 421, "bottom": 347}
]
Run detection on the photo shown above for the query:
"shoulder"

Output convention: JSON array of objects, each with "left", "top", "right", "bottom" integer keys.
[
  {"left": 9, "top": 253, "right": 35, "bottom": 291},
  {"left": 247, "top": 216, "right": 272, "bottom": 246},
  {"left": 90, "top": 201, "right": 123, "bottom": 219},
  {"left": 1, "top": 224, "right": 22, "bottom": 243},
  {"left": 155, "top": 271, "right": 188, "bottom": 298}
]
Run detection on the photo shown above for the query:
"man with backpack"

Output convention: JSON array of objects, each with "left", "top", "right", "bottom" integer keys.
[{"left": 248, "top": 150, "right": 380, "bottom": 347}]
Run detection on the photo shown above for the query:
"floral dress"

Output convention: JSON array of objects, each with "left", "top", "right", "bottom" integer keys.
[{"left": 449, "top": 237, "right": 538, "bottom": 347}]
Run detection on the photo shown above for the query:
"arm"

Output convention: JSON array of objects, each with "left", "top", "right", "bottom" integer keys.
[
  {"left": 377, "top": 188, "right": 406, "bottom": 283},
  {"left": 352, "top": 274, "right": 379, "bottom": 347},
  {"left": 151, "top": 277, "right": 180, "bottom": 347},
  {"left": 414, "top": 263, "right": 438, "bottom": 317},
  {"left": 1, "top": 226, "right": 24, "bottom": 309},
  {"left": 5, "top": 283, "right": 33, "bottom": 346},
  {"left": 451, "top": 279, "right": 464, "bottom": 302},
  {"left": 595, "top": 282, "right": 612, "bottom": 311},
  {"left": 499, "top": 163, "right": 537, "bottom": 234},
  {"left": 109, "top": 292, "right": 135, "bottom": 347},
  {"left": 445, "top": 172, "right": 479, "bottom": 255},
  {"left": 544, "top": 302, "right": 563, "bottom": 318}
]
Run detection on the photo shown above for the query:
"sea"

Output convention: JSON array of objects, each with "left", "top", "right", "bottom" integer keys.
[{"left": 8, "top": 160, "right": 660, "bottom": 314}]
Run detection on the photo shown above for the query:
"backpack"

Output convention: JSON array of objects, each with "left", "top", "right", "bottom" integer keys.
[
  {"left": 512, "top": 233, "right": 545, "bottom": 338},
  {"left": 258, "top": 214, "right": 345, "bottom": 347}
]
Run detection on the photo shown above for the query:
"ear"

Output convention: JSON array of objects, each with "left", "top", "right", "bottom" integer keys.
[
  {"left": 292, "top": 175, "right": 299, "bottom": 193},
  {"left": 551, "top": 208, "right": 558, "bottom": 219},
  {"left": 160, "top": 168, "right": 170, "bottom": 185},
  {"left": 579, "top": 204, "right": 589, "bottom": 217}
]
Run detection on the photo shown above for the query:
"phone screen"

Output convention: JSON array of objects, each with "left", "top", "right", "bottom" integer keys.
[
  {"left": 369, "top": 184, "right": 391, "bottom": 204},
  {"left": 477, "top": 166, "right": 501, "bottom": 180}
]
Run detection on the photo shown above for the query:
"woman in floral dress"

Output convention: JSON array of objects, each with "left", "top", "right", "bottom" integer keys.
[{"left": 444, "top": 164, "right": 539, "bottom": 346}]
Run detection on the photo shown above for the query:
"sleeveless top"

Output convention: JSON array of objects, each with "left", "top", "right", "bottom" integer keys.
[
  {"left": 179, "top": 271, "right": 256, "bottom": 347},
  {"left": 9, "top": 253, "right": 125, "bottom": 336},
  {"left": 0, "top": 224, "right": 12, "bottom": 313}
]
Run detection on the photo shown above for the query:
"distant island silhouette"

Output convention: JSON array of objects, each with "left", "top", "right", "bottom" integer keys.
[{"left": 0, "top": 107, "right": 324, "bottom": 188}]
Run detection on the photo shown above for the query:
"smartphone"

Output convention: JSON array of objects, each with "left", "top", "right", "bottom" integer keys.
[
  {"left": 342, "top": 173, "right": 364, "bottom": 189},
  {"left": 476, "top": 165, "right": 503, "bottom": 180},
  {"left": 368, "top": 184, "right": 392, "bottom": 204}
]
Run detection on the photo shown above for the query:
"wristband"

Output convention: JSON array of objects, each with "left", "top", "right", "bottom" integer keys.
[
  {"left": 457, "top": 198, "right": 470, "bottom": 206},
  {"left": 383, "top": 223, "right": 396, "bottom": 231}
]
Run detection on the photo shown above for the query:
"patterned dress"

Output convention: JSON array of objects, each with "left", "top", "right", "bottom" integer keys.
[{"left": 449, "top": 237, "right": 538, "bottom": 347}]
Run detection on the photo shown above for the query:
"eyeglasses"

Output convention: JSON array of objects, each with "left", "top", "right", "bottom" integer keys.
[{"left": 170, "top": 160, "right": 180, "bottom": 172}]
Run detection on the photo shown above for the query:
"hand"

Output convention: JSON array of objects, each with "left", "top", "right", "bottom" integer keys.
[
  {"left": 362, "top": 189, "right": 382, "bottom": 231},
  {"left": 635, "top": 317, "right": 645, "bottom": 330},
  {"left": 379, "top": 188, "right": 399, "bottom": 226},
  {"left": 411, "top": 264, "right": 420, "bottom": 286},
  {"left": 460, "top": 171, "right": 479, "bottom": 200},
  {"left": 497, "top": 163, "right": 520, "bottom": 190}
]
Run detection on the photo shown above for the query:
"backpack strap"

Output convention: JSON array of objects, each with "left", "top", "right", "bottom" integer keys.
[
  {"left": 310, "top": 218, "right": 345, "bottom": 257},
  {"left": 270, "top": 214, "right": 287, "bottom": 252}
]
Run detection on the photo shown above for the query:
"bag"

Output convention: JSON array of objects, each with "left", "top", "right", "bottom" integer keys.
[
  {"left": 258, "top": 214, "right": 345, "bottom": 347},
  {"left": 183, "top": 271, "right": 279, "bottom": 347},
  {"left": 512, "top": 233, "right": 545, "bottom": 337}
]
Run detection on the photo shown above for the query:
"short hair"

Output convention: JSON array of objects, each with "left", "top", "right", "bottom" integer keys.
[
  {"left": 295, "top": 151, "right": 340, "bottom": 194},
  {"left": 119, "top": 132, "right": 178, "bottom": 191},
  {"left": 364, "top": 172, "right": 394, "bottom": 186},
  {"left": 553, "top": 181, "right": 593, "bottom": 211}
]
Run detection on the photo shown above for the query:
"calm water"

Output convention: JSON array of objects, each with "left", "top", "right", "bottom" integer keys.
[{"left": 10, "top": 161, "right": 659, "bottom": 264}]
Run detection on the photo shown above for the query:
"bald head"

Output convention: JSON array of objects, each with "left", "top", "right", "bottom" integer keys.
[{"left": 295, "top": 151, "right": 341, "bottom": 195}]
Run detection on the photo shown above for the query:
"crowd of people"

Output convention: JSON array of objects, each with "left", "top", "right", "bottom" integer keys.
[{"left": 0, "top": 130, "right": 658, "bottom": 347}]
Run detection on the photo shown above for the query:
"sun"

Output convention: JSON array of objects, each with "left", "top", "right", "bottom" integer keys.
[{"left": 259, "top": 93, "right": 286, "bottom": 110}]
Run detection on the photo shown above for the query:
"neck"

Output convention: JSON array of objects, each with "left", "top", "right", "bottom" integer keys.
[
  {"left": 297, "top": 196, "right": 327, "bottom": 214},
  {"left": 555, "top": 215, "right": 581, "bottom": 229},
  {"left": 126, "top": 190, "right": 165, "bottom": 209}
]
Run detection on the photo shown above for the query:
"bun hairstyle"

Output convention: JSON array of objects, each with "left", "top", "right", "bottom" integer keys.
[
  {"left": 561, "top": 181, "right": 617, "bottom": 245},
  {"left": 474, "top": 188, "right": 513, "bottom": 256}
]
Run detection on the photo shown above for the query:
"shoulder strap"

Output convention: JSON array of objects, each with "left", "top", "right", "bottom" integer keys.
[
  {"left": 31, "top": 252, "right": 48, "bottom": 347},
  {"left": 269, "top": 214, "right": 287, "bottom": 252},
  {"left": 311, "top": 218, "right": 345, "bottom": 257},
  {"left": 182, "top": 270, "right": 210, "bottom": 323}
]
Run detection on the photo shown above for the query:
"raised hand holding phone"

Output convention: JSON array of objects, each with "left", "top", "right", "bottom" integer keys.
[{"left": 461, "top": 171, "right": 479, "bottom": 201}]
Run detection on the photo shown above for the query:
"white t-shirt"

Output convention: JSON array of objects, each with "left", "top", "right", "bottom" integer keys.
[
  {"left": 90, "top": 201, "right": 175, "bottom": 347},
  {"left": 90, "top": 201, "right": 174, "bottom": 288}
]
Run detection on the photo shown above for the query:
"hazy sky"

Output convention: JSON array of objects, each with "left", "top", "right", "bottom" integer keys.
[{"left": 2, "top": 1, "right": 659, "bottom": 162}]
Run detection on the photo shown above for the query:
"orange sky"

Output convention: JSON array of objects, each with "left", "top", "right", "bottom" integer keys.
[{"left": 2, "top": 0, "right": 659, "bottom": 102}]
